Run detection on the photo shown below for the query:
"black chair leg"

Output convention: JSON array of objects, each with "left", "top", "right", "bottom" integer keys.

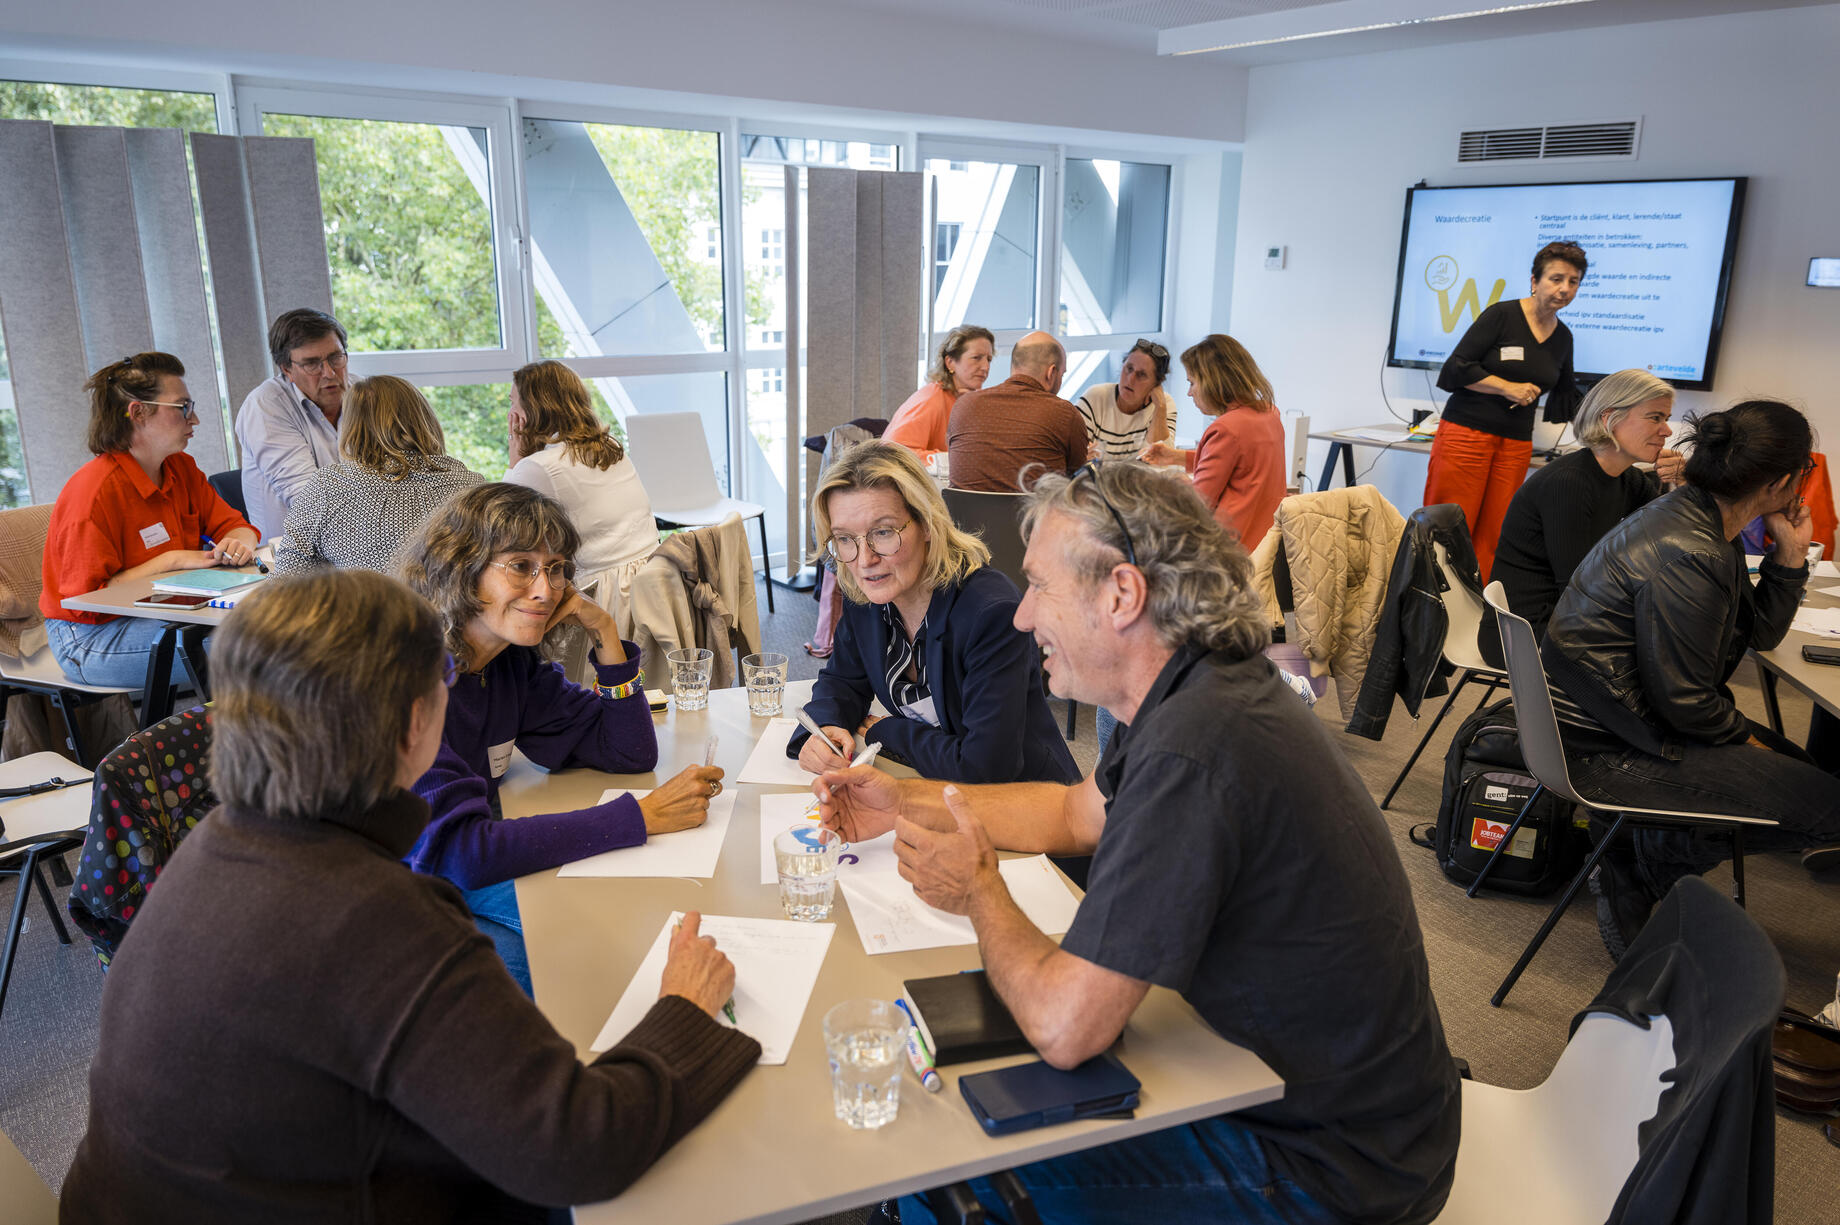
[
  {"left": 140, "top": 627, "right": 179, "bottom": 728},
  {"left": 178, "top": 624, "right": 213, "bottom": 702},
  {"left": 755, "top": 513, "right": 774, "bottom": 614},
  {"left": 0, "top": 847, "right": 40, "bottom": 1023},
  {"left": 1731, "top": 825, "right": 1746, "bottom": 907},
  {"left": 1064, "top": 698, "right": 1077, "bottom": 739},
  {"left": 46, "top": 689, "right": 92, "bottom": 767},
  {"left": 920, "top": 1182, "right": 986, "bottom": 1224},
  {"left": 1381, "top": 672, "right": 1473, "bottom": 810},
  {"left": 1756, "top": 658, "right": 1784, "bottom": 737},
  {"left": 30, "top": 861, "right": 70, "bottom": 945},
  {"left": 1466, "top": 783, "right": 1544, "bottom": 898},
  {"left": 1493, "top": 812, "right": 1628, "bottom": 1008}
]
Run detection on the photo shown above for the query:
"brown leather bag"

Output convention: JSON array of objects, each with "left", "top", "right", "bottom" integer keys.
[{"left": 1772, "top": 1010, "right": 1840, "bottom": 1115}]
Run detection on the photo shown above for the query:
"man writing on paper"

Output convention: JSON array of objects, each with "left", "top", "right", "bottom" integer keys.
[{"left": 816, "top": 463, "right": 1459, "bottom": 1225}]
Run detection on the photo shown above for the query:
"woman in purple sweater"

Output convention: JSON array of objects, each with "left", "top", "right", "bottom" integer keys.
[{"left": 401, "top": 483, "right": 720, "bottom": 990}]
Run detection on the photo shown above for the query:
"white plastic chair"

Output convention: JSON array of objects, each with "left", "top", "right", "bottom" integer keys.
[
  {"left": 621, "top": 411, "right": 775, "bottom": 612},
  {"left": 0, "top": 751, "right": 93, "bottom": 1025},
  {"left": 1434, "top": 1012, "right": 1675, "bottom": 1223},
  {"left": 1379, "top": 539, "right": 1508, "bottom": 809},
  {"left": 0, "top": 623, "right": 138, "bottom": 767}
]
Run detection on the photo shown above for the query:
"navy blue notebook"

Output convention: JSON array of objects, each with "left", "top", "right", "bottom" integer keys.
[{"left": 958, "top": 1053, "right": 1141, "bottom": 1137}]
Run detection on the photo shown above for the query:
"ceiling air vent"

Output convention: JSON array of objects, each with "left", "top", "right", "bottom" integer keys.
[{"left": 1457, "top": 118, "right": 1641, "bottom": 165}]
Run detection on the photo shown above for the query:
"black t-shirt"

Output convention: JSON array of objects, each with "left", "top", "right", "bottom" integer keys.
[
  {"left": 1436, "top": 298, "right": 1580, "bottom": 441},
  {"left": 1483, "top": 446, "right": 1661, "bottom": 665},
  {"left": 1065, "top": 645, "right": 1460, "bottom": 1224}
]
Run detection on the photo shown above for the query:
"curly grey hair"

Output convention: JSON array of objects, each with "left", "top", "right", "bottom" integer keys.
[
  {"left": 1020, "top": 462, "right": 1270, "bottom": 660},
  {"left": 1572, "top": 368, "right": 1675, "bottom": 450}
]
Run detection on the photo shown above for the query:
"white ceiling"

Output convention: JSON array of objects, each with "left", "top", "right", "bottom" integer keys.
[{"left": 835, "top": 0, "right": 1834, "bottom": 63}]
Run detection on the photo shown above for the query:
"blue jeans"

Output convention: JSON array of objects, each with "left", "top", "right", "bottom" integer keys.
[
  {"left": 1094, "top": 707, "right": 1119, "bottom": 755},
  {"left": 463, "top": 880, "right": 533, "bottom": 998},
  {"left": 897, "top": 1117, "right": 1335, "bottom": 1225},
  {"left": 47, "top": 617, "right": 196, "bottom": 690},
  {"left": 1569, "top": 718, "right": 1840, "bottom": 894}
]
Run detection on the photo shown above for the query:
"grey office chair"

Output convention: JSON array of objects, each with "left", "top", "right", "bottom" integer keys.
[{"left": 1478, "top": 581, "right": 1777, "bottom": 1007}]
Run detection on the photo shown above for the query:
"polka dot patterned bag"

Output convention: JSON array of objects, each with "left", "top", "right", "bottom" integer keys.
[{"left": 67, "top": 706, "right": 216, "bottom": 968}]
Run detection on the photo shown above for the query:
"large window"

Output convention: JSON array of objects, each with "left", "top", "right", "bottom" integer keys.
[
  {"left": 0, "top": 79, "right": 223, "bottom": 508},
  {"left": 925, "top": 157, "right": 1040, "bottom": 334},
  {"left": 1060, "top": 158, "right": 1169, "bottom": 337}
]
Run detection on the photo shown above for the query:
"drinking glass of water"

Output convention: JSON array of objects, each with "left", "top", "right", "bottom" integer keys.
[
  {"left": 667, "top": 647, "right": 714, "bottom": 711},
  {"left": 823, "top": 999, "right": 904, "bottom": 1130},
  {"left": 773, "top": 824, "right": 839, "bottom": 922},
  {"left": 743, "top": 651, "right": 789, "bottom": 717}
]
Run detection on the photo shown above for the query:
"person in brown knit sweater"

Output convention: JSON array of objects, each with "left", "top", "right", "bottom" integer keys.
[{"left": 61, "top": 569, "right": 760, "bottom": 1224}]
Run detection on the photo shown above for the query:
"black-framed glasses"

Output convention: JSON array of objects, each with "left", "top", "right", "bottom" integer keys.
[
  {"left": 826, "top": 521, "right": 911, "bottom": 564},
  {"left": 442, "top": 652, "right": 459, "bottom": 688},
  {"left": 1070, "top": 462, "right": 1138, "bottom": 568},
  {"left": 289, "top": 350, "right": 349, "bottom": 376},
  {"left": 489, "top": 557, "right": 575, "bottom": 590}
]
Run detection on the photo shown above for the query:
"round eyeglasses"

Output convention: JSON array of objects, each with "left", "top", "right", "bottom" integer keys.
[
  {"left": 488, "top": 558, "right": 575, "bottom": 590},
  {"left": 825, "top": 522, "right": 911, "bottom": 564}
]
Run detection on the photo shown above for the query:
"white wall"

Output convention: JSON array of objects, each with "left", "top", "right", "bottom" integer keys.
[
  {"left": 0, "top": 0, "right": 1247, "bottom": 146},
  {"left": 1230, "top": 4, "right": 1840, "bottom": 515}
]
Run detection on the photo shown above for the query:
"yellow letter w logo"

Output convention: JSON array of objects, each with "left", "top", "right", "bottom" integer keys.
[{"left": 1438, "top": 278, "right": 1506, "bottom": 333}]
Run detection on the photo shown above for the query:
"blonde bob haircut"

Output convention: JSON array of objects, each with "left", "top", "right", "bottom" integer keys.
[
  {"left": 1571, "top": 368, "right": 1675, "bottom": 450},
  {"left": 1180, "top": 334, "right": 1276, "bottom": 416},
  {"left": 340, "top": 375, "right": 448, "bottom": 480},
  {"left": 809, "top": 440, "right": 990, "bottom": 604},
  {"left": 512, "top": 360, "right": 624, "bottom": 471}
]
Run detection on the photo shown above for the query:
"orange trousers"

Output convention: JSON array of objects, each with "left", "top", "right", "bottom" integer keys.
[{"left": 1423, "top": 420, "right": 1532, "bottom": 582}]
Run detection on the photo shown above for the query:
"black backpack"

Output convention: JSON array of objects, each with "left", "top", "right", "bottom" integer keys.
[{"left": 1414, "top": 698, "right": 1587, "bottom": 896}]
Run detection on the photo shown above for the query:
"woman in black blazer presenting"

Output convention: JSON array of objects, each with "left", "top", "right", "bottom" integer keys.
[
  {"left": 790, "top": 440, "right": 1078, "bottom": 785},
  {"left": 1426, "top": 240, "right": 1586, "bottom": 580}
]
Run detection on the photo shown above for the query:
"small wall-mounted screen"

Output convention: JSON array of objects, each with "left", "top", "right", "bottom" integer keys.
[{"left": 1809, "top": 258, "right": 1840, "bottom": 288}]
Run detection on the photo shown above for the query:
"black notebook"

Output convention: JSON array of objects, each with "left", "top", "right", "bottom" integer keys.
[{"left": 902, "top": 970, "right": 1032, "bottom": 1066}]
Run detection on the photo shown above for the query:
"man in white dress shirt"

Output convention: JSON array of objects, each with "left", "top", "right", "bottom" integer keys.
[{"left": 236, "top": 308, "right": 350, "bottom": 539}]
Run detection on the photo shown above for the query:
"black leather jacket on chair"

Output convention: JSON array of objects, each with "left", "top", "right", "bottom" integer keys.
[
  {"left": 1541, "top": 485, "right": 1807, "bottom": 761},
  {"left": 1347, "top": 504, "right": 1482, "bottom": 740}
]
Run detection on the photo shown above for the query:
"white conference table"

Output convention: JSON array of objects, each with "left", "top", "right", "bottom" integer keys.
[
  {"left": 499, "top": 681, "right": 1284, "bottom": 1225},
  {"left": 1310, "top": 423, "right": 1564, "bottom": 490}
]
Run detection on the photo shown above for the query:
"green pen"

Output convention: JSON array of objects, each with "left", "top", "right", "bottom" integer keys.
[{"left": 722, "top": 999, "right": 738, "bottom": 1025}]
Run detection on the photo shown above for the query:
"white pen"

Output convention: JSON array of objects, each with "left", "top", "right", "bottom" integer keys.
[
  {"left": 795, "top": 705, "right": 852, "bottom": 765},
  {"left": 703, "top": 736, "right": 719, "bottom": 768},
  {"left": 804, "top": 740, "right": 882, "bottom": 819}
]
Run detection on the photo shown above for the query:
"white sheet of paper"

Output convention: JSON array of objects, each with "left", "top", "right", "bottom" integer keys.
[
  {"left": 757, "top": 792, "right": 900, "bottom": 884},
  {"left": 841, "top": 855, "right": 1081, "bottom": 955},
  {"left": 736, "top": 718, "right": 820, "bottom": 787},
  {"left": 590, "top": 912, "right": 834, "bottom": 1064},
  {"left": 1791, "top": 606, "right": 1840, "bottom": 639},
  {"left": 557, "top": 789, "right": 737, "bottom": 878},
  {"left": 1816, "top": 560, "right": 1840, "bottom": 580}
]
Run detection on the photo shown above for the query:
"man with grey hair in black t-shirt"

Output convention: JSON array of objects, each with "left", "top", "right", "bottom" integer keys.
[{"left": 815, "top": 461, "right": 1460, "bottom": 1225}]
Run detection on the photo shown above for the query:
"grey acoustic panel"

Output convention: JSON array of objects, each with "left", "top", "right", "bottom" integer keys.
[
  {"left": 782, "top": 165, "right": 805, "bottom": 569},
  {"left": 243, "top": 137, "right": 333, "bottom": 324},
  {"left": 0, "top": 120, "right": 93, "bottom": 498},
  {"left": 53, "top": 125, "right": 154, "bottom": 374},
  {"left": 881, "top": 171, "right": 924, "bottom": 419},
  {"left": 192, "top": 132, "right": 269, "bottom": 427},
  {"left": 806, "top": 167, "right": 857, "bottom": 443},
  {"left": 852, "top": 173, "right": 885, "bottom": 419},
  {"left": 126, "top": 128, "right": 230, "bottom": 475}
]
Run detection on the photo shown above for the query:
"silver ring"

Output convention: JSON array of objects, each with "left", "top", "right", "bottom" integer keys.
[{"left": 708, "top": 780, "right": 722, "bottom": 797}]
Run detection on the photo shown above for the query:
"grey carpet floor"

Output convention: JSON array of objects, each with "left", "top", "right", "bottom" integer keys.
[{"left": 5, "top": 575, "right": 1837, "bottom": 1218}]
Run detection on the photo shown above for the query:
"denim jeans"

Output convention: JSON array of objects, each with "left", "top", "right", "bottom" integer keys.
[
  {"left": 47, "top": 616, "right": 196, "bottom": 690},
  {"left": 1569, "top": 718, "right": 1840, "bottom": 894},
  {"left": 897, "top": 1117, "right": 1336, "bottom": 1225},
  {"left": 1094, "top": 707, "right": 1119, "bottom": 755},
  {"left": 462, "top": 880, "right": 533, "bottom": 998}
]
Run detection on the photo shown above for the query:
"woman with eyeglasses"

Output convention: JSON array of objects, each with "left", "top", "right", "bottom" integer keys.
[
  {"left": 399, "top": 483, "right": 721, "bottom": 992},
  {"left": 1140, "top": 334, "right": 1287, "bottom": 550},
  {"left": 40, "top": 351, "right": 259, "bottom": 688},
  {"left": 1075, "top": 339, "right": 1173, "bottom": 463},
  {"left": 789, "top": 441, "right": 1078, "bottom": 786}
]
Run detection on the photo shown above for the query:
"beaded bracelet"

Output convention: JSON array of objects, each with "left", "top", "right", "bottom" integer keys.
[{"left": 597, "top": 676, "right": 642, "bottom": 701}]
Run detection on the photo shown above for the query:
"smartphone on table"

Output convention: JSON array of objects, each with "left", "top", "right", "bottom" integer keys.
[
  {"left": 132, "top": 592, "right": 214, "bottom": 610},
  {"left": 1802, "top": 644, "right": 1840, "bottom": 666}
]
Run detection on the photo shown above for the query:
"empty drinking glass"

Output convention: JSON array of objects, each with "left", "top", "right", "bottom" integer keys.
[
  {"left": 823, "top": 999, "right": 904, "bottom": 1129},
  {"left": 667, "top": 647, "right": 714, "bottom": 711},
  {"left": 773, "top": 824, "right": 839, "bottom": 922},
  {"left": 743, "top": 651, "right": 789, "bottom": 717}
]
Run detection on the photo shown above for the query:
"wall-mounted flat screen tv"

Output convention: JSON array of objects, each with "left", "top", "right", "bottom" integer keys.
[{"left": 1387, "top": 177, "right": 1746, "bottom": 390}]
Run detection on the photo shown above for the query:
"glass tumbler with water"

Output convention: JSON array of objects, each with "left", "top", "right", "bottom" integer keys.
[
  {"left": 823, "top": 999, "right": 904, "bottom": 1130},
  {"left": 743, "top": 651, "right": 788, "bottom": 717},
  {"left": 773, "top": 824, "right": 839, "bottom": 921},
  {"left": 667, "top": 647, "right": 714, "bottom": 711}
]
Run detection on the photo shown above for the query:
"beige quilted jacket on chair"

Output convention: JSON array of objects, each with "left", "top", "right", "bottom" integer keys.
[
  {"left": 1250, "top": 485, "right": 1405, "bottom": 720},
  {"left": 627, "top": 514, "right": 762, "bottom": 694}
]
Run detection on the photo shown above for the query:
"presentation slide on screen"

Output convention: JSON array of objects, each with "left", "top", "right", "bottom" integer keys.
[{"left": 1391, "top": 180, "right": 1739, "bottom": 382}]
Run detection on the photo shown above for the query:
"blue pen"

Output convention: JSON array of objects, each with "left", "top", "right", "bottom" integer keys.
[
  {"left": 894, "top": 998, "right": 943, "bottom": 1092},
  {"left": 201, "top": 535, "right": 268, "bottom": 574}
]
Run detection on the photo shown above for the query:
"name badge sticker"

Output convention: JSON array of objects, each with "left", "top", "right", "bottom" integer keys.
[
  {"left": 138, "top": 522, "right": 172, "bottom": 549},
  {"left": 488, "top": 740, "right": 515, "bottom": 778},
  {"left": 1499, "top": 346, "right": 1525, "bottom": 362},
  {"left": 898, "top": 694, "right": 941, "bottom": 728}
]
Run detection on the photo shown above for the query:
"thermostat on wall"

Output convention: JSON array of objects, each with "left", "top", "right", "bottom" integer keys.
[{"left": 1264, "top": 245, "right": 1287, "bottom": 271}]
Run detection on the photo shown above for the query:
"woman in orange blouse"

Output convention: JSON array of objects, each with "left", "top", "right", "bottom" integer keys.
[
  {"left": 882, "top": 325, "right": 995, "bottom": 464},
  {"left": 41, "top": 352, "right": 258, "bottom": 688},
  {"left": 1141, "top": 334, "right": 1287, "bottom": 549}
]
